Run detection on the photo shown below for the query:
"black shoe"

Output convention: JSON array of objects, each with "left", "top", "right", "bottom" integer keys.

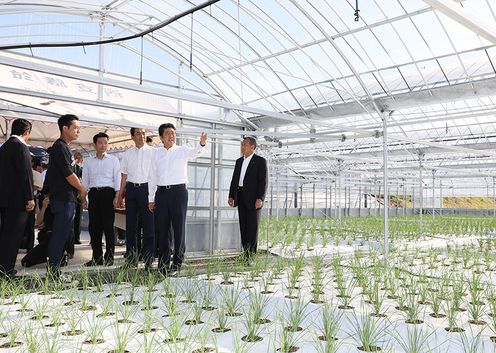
[
  {"left": 1, "top": 269, "right": 18, "bottom": 280},
  {"left": 61, "top": 255, "right": 69, "bottom": 267},
  {"left": 85, "top": 259, "right": 103, "bottom": 267},
  {"left": 168, "top": 264, "right": 180, "bottom": 277}
]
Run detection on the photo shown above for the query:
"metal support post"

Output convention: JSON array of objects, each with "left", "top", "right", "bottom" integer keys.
[
  {"left": 312, "top": 184, "right": 316, "bottom": 218},
  {"left": 208, "top": 124, "right": 216, "bottom": 255},
  {"left": 97, "top": 20, "right": 105, "bottom": 101},
  {"left": 338, "top": 176, "right": 341, "bottom": 221},
  {"left": 382, "top": 111, "right": 389, "bottom": 261},
  {"left": 419, "top": 154, "right": 424, "bottom": 238},
  {"left": 440, "top": 179, "right": 443, "bottom": 216},
  {"left": 432, "top": 170, "right": 436, "bottom": 219},
  {"left": 493, "top": 177, "right": 495, "bottom": 217}
]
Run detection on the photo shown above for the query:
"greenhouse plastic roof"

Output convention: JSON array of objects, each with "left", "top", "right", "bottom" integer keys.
[{"left": 1, "top": 0, "right": 496, "bottom": 188}]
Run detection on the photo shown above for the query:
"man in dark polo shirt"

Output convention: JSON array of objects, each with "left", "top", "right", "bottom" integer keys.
[{"left": 46, "top": 114, "right": 86, "bottom": 277}]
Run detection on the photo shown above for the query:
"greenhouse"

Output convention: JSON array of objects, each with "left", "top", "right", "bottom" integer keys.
[{"left": 1, "top": 0, "right": 496, "bottom": 352}]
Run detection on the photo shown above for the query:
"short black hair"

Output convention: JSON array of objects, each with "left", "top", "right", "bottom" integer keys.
[
  {"left": 158, "top": 123, "right": 176, "bottom": 137},
  {"left": 93, "top": 132, "right": 109, "bottom": 144},
  {"left": 11, "top": 118, "right": 32, "bottom": 136},
  {"left": 58, "top": 114, "right": 78, "bottom": 133},
  {"left": 243, "top": 136, "right": 257, "bottom": 148},
  {"left": 146, "top": 136, "right": 153, "bottom": 143}
]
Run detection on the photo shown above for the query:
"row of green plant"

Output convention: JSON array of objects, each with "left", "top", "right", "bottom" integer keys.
[{"left": 260, "top": 215, "right": 496, "bottom": 250}]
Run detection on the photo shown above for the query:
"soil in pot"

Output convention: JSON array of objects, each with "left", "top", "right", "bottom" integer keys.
[
  {"left": 256, "top": 318, "right": 271, "bottom": 324},
  {"left": 212, "top": 327, "right": 231, "bottom": 333},
  {"left": 284, "top": 326, "right": 303, "bottom": 332},
  {"left": 357, "top": 345, "right": 381, "bottom": 352},
  {"left": 445, "top": 327, "right": 465, "bottom": 333},
  {"left": 163, "top": 338, "right": 185, "bottom": 344},
  {"left": 84, "top": 339, "right": 105, "bottom": 344},
  {"left": 318, "top": 335, "right": 338, "bottom": 341},
  {"left": 277, "top": 346, "right": 299, "bottom": 352},
  {"left": 122, "top": 300, "right": 139, "bottom": 306},
  {"left": 191, "top": 347, "right": 216, "bottom": 353},
  {"left": 62, "top": 330, "right": 84, "bottom": 336},
  {"left": 241, "top": 335, "right": 263, "bottom": 342},
  {"left": 0, "top": 342, "right": 22, "bottom": 348},
  {"left": 429, "top": 313, "right": 446, "bottom": 318},
  {"left": 405, "top": 319, "right": 424, "bottom": 324}
]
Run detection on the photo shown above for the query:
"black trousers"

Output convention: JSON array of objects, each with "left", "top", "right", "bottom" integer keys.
[
  {"left": 73, "top": 201, "right": 82, "bottom": 242},
  {"left": 125, "top": 183, "right": 154, "bottom": 264},
  {"left": 23, "top": 229, "right": 73, "bottom": 268},
  {"left": 155, "top": 185, "right": 187, "bottom": 269},
  {"left": 0, "top": 208, "right": 29, "bottom": 276},
  {"left": 88, "top": 188, "right": 115, "bottom": 262},
  {"left": 237, "top": 190, "right": 261, "bottom": 255},
  {"left": 21, "top": 230, "right": 50, "bottom": 267}
]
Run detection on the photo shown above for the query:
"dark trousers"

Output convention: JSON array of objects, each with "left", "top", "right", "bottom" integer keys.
[
  {"left": 125, "top": 183, "right": 154, "bottom": 264},
  {"left": 155, "top": 185, "right": 187, "bottom": 269},
  {"left": 48, "top": 200, "right": 76, "bottom": 271},
  {"left": 237, "top": 190, "right": 261, "bottom": 255},
  {"left": 88, "top": 188, "right": 116, "bottom": 262},
  {"left": 21, "top": 231, "right": 50, "bottom": 267},
  {"left": 73, "top": 201, "right": 82, "bottom": 242},
  {"left": 21, "top": 210, "right": 35, "bottom": 251},
  {"left": 66, "top": 226, "right": 75, "bottom": 257},
  {"left": 23, "top": 230, "right": 73, "bottom": 268},
  {"left": 0, "top": 208, "right": 29, "bottom": 276}
]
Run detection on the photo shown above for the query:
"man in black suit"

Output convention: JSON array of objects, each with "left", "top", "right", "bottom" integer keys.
[
  {"left": 0, "top": 118, "right": 35, "bottom": 278},
  {"left": 228, "top": 137, "right": 267, "bottom": 259}
]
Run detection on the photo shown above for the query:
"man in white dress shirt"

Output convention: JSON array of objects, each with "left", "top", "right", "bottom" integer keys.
[
  {"left": 148, "top": 123, "right": 207, "bottom": 275},
  {"left": 82, "top": 132, "right": 121, "bottom": 266},
  {"left": 117, "top": 127, "right": 155, "bottom": 268}
]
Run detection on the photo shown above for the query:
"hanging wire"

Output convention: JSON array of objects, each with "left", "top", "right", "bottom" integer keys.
[
  {"left": 354, "top": 0, "right": 360, "bottom": 21},
  {"left": 189, "top": 13, "right": 194, "bottom": 71},
  {"left": 139, "top": 35, "right": 144, "bottom": 85},
  {"left": 0, "top": 0, "right": 220, "bottom": 51}
]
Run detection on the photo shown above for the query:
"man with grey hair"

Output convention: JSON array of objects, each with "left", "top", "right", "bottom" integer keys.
[{"left": 228, "top": 136, "right": 267, "bottom": 261}]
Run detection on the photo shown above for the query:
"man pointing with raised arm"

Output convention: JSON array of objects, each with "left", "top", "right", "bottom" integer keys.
[{"left": 148, "top": 123, "right": 207, "bottom": 276}]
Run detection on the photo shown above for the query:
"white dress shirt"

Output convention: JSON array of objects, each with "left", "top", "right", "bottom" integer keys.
[
  {"left": 120, "top": 144, "right": 155, "bottom": 184},
  {"left": 12, "top": 134, "right": 27, "bottom": 145},
  {"left": 148, "top": 144, "right": 205, "bottom": 202},
  {"left": 82, "top": 153, "right": 121, "bottom": 191},
  {"left": 238, "top": 153, "right": 254, "bottom": 187}
]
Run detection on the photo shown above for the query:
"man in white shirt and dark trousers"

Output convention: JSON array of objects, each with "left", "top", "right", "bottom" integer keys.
[
  {"left": 82, "top": 133, "right": 121, "bottom": 266},
  {"left": 117, "top": 128, "right": 155, "bottom": 269},
  {"left": 148, "top": 123, "right": 207, "bottom": 276}
]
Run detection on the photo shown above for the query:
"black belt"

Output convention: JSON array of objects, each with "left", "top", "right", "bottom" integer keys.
[
  {"left": 158, "top": 183, "right": 185, "bottom": 190},
  {"left": 127, "top": 182, "right": 147, "bottom": 187},
  {"left": 90, "top": 187, "right": 114, "bottom": 191}
]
